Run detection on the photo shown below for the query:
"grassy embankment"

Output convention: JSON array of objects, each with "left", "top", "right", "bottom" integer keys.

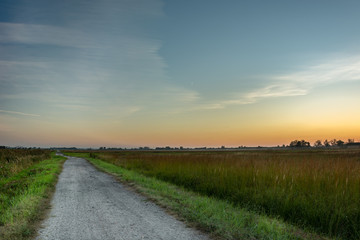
[
  {"left": 0, "top": 149, "right": 66, "bottom": 240},
  {"left": 67, "top": 151, "right": 334, "bottom": 240}
]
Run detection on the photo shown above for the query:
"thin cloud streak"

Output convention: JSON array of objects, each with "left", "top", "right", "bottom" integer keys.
[
  {"left": 277, "top": 57, "right": 360, "bottom": 85},
  {"left": 0, "top": 109, "right": 40, "bottom": 117},
  {"left": 0, "top": 22, "right": 94, "bottom": 48},
  {"left": 192, "top": 55, "right": 360, "bottom": 110},
  {"left": 161, "top": 87, "right": 200, "bottom": 103}
]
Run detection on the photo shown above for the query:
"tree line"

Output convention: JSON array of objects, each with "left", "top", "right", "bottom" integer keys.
[{"left": 289, "top": 139, "right": 357, "bottom": 147}]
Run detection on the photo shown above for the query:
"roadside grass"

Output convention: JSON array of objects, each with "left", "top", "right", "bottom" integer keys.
[
  {"left": 0, "top": 152, "right": 66, "bottom": 240},
  {"left": 0, "top": 149, "right": 50, "bottom": 178},
  {"left": 66, "top": 152, "right": 327, "bottom": 240}
]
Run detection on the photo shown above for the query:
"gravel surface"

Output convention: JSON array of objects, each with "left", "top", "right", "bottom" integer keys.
[{"left": 36, "top": 156, "right": 208, "bottom": 240}]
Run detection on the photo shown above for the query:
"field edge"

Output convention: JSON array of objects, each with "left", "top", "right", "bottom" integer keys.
[{"left": 66, "top": 152, "right": 328, "bottom": 240}]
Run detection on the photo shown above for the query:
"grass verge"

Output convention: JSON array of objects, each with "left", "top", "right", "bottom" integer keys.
[
  {"left": 66, "top": 152, "right": 328, "bottom": 240},
  {"left": 0, "top": 153, "right": 66, "bottom": 240}
]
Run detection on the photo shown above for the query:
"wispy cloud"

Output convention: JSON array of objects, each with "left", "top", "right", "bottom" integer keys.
[
  {"left": 194, "top": 55, "right": 360, "bottom": 110},
  {"left": 0, "top": 109, "right": 40, "bottom": 117},
  {"left": 161, "top": 87, "right": 200, "bottom": 103},
  {"left": 0, "top": 0, "right": 168, "bottom": 119},
  {"left": 0, "top": 60, "right": 48, "bottom": 68},
  {"left": 250, "top": 56, "right": 360, "bottom": 100},
  {"left": 276, "top": 57, "right": 360, "bottom": 85},
  {"left": 241, "top": 84, "right": 309, "bottom": 102},
  {"left": 0, "top": 22, "right": 93, "bottom": 48}
]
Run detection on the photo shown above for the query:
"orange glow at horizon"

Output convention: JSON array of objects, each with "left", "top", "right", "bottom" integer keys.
[{"left": 1, "top": 81, "right": 360, "bottom": 148}]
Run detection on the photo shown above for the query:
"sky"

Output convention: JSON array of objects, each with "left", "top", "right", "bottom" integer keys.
[{"left": 1, "top": 0, "right": 360, "bottom": 148}]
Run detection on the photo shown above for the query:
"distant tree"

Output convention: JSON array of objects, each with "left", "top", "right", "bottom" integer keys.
[
  {"left": 289, "top": 140, "right": 299, "bottom": 147},
  {"left": 336, "top": 140, "right": 344, "bottom": 146},
  {"left": 314, "top": 140, "right": 323, "bottom": 147},
  {"left": 347, "top": 139, "right": 355, "bottom": 144},
  {"left": 301, "top": 140, "right": 310, "bottom": 147},
  {"left": 290, "top": 140, "right": 310, "bottom": 147},
  {"left": 330, "top": 139, "right": 337, "bottom": 146},
  {"left": 290, "top": 140, "right": 297, "bottom": 147},
  {"left": 324, "top": 139, "right": 330, "bottom": 147}
]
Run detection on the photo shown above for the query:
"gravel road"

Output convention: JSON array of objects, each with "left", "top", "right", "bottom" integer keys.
[{"left": 36, "top": 156, "right": 208, "bottom": 240}]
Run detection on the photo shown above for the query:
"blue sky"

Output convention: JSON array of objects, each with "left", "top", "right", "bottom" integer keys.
[
  {"left": 1, "top": 1, "right": 360, "bottom": 147},
  {"left": 160, "top": 1, "right": 360, "bottom": 93}
]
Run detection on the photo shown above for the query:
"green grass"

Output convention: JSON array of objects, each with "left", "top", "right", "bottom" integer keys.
[
  {"left": 0, "top": 152, "right": 66, "bottom": 240},
  {"left": 67, "top": 152, "right": 327, "bottom": 240}
]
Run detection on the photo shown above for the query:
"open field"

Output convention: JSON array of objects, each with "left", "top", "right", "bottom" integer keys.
[
  {"left": 70, "top": 149, "right": 360, "bottom": 239},
  {"left": 0, "top": 150, "right": 66, "bottom": 240},
  {"left": 67, "top": 152, "right": 325, "bottom": 240}
]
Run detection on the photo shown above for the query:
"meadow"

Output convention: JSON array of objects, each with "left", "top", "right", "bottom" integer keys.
[
  {"left": 86, "top": 149, "right": 360, "bottom": 239},
  {"left": 0, "top": 149, "right": 65, "bottom": 239}
]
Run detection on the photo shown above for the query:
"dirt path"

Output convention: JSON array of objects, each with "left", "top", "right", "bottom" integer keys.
[{"left": 36, "top": 156, "right": 208, "bottom": 240}]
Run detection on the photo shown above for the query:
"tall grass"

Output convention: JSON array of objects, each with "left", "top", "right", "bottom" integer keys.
[
  {"left": 0, "top": 149, "right": 50, "bottom": 178},
  {"left": 0, "top": 149, "right": 51, "bottom": 224},
  {"left": 89, "top": 149, "right": 360, "bottom": 239}
]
